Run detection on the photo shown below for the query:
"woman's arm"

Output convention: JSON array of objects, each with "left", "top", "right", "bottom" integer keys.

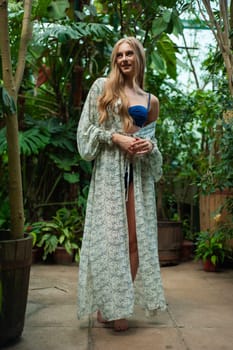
[{"left": 77, "top": 78, "right": 114, "bottom": 161}]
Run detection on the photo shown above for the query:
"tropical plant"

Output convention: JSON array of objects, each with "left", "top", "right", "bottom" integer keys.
[
  {"left": 30, "top": 207, "right": 83, "bottom": 262},
  {"left": 194, "top": 230, "right": 227, "bottom": 266}
]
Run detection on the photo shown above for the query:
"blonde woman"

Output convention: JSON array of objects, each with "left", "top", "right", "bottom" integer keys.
[{"left": 77, "top": 37, "right": 166, "bottom": 331}]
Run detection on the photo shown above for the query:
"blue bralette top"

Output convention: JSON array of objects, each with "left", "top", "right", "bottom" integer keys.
[{"left": 128, "top": 93, "right": 151, "bottom": 127}]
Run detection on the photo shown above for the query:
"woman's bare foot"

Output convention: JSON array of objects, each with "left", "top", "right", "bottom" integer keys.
[
  {"left": 114, "top": 319, "right": 129, "bottom": 332},
  {"left": 97, "top": 310, "right": 110, "bottom": 324}
]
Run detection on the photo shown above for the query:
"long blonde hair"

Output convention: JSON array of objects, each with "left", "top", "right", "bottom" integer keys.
[{"left": 98, "top": 37, "right": 146, "bottom": 131}]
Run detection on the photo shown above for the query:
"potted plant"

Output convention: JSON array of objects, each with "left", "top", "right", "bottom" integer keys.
[
  {"left": 194, "top": 230, "right": 226, "bottom": 272},
  {"left": 0, "top": 1, "right": 33, "bottom": 346},
  {"left": 33, "top": 207, "right": 83, "bottom": 264}
]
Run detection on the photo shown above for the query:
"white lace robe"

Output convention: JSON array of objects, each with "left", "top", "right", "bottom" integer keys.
[{"left": 77, "top": 77, "right": 166, "bottom": 321}]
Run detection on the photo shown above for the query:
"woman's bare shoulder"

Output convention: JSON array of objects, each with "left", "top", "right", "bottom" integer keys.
[{"left": 148, "top": 93, "right": 159, "bottom": 122}]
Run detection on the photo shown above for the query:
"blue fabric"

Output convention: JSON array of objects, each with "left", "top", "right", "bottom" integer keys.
[{"left": 128, "top": 93, "right": 151, "bottom": 127}]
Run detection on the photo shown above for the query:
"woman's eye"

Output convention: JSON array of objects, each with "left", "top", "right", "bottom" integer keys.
[{"left": 126, "top": 51, "right": 133, "bottom": 56}]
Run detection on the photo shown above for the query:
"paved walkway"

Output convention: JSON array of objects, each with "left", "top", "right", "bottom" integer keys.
[{"left": 3, "top": 261, "right": 233, "bottom": 350}]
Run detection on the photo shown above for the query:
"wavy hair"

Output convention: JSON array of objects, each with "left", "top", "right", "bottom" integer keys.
[{"left": 98, "top": 37, "right": 146, "bottom": 131}]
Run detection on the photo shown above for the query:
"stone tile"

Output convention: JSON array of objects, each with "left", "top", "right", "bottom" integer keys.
[
  {"left": 181, "top": 327, "right": 233, "bottom": 350},
  {"left": 25, "top": 303, "right": 88, "bottom": 328},
  {"left": 3, "top": 262, "right": 233, "bottom": 350},
  {"left": 90, "top": 327, "right": 186, "bottom": 350},
  {"left": 5, "top": 327, "right": 88, "bottom": 350},
  {"left": 170, "top": 304, "right": 233, "bottom": 329},
  {"left": 28, "top": 264, "right": 78, "bottom": 303}
]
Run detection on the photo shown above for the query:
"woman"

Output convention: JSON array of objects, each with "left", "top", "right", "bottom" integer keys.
[{"left": 77, "top": 37, "right": 166, "bottom": 331}]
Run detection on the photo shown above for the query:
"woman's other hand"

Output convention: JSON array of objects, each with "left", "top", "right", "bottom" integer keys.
[
  {"left": 129, "top": 138, "right": 153, "bottom": 155},
  {"left": 112, "top": 133, "right": 137, "bottom": 155}
]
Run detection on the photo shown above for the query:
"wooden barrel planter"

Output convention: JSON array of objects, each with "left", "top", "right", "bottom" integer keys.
[
  {"left": 0, "top": 232, "right": 32, "bottom": 346},
  {"left": 199, "top": 189, "right": 233, "bottom": 232},
  {"left": 158, "top": 221, "right": 183, "bottom": 265}
]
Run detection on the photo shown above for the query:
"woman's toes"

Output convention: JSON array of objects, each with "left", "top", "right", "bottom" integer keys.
[{"left": 114, "top": 319, "right": 129, "bottom": 332}]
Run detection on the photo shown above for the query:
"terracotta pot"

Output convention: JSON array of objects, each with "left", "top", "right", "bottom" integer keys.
[
  {"left": 53, "top": 247, "right": 73, "bottom": 265},
  {"left": 203, "top": 259, "right": 217, "bottom": 272}
]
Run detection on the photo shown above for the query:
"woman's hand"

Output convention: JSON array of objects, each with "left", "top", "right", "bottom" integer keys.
[
  {"left": 129, "top": 138, "right": 153, "bottom": 155},
  {"left": 112, "top": 134, "right": 153, "bottom": 155},
  {"left": 112, "top": 133, "right": 137, "bottom": 155}
]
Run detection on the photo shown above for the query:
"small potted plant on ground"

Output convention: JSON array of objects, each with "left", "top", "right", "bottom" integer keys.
[
  {"left": 31, "top": 207, "right": 83, "bottom": 264},
  {"left": 194, "top": 230, "right": 226, "bottom": 272}
]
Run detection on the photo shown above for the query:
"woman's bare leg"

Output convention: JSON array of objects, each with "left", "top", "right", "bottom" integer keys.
[
  {"left": 127, "top": 182, "right": 139, "bottom": 281},
  {"left": 113, "top": 182, "right": 138, "bottom": 331}
]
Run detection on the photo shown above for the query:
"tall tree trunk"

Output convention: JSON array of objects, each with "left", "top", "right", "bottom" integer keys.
[
  {"left": 199, "top": 0, "right": 233, "bottom": 96},
  {"left": 0, "top": 0, "right": 32, "bottom": 239}
]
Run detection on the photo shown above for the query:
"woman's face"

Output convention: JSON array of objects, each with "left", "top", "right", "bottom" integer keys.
[{"left": 115, "top": 42, "right": 136, "bottom": 78}]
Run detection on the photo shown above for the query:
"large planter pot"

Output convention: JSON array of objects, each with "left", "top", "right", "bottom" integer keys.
[
  {"left": 158, "top": 220, "right": 183, "bottom": 265},
  {"left": 0, "top": 232, "right": 32, "bottom": 346}
]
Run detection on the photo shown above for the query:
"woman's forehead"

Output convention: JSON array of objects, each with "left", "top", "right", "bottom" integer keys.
[{"left": 117, "top": 42, "right": 133, "bottom": 52}]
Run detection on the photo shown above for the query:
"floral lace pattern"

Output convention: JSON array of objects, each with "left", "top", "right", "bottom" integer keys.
[{"left": 77, "top": 78, "right": 166, "bottom": 321}]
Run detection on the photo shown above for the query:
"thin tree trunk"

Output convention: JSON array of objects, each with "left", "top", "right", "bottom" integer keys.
[{"left": 0, "top": 0, "right": 33, "bottom": 239}]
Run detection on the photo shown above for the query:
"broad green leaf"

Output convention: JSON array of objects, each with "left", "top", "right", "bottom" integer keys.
[
  {"left": 63, "top": 172, "right": 80, "bottom": 184},
  {"left": 150, "top": 51, "right": 166, "bottom": 74},
  {"left": 163, "top": 9, "right": 172, "bottom": 23},
  {"left": 0, "top": 87, "right": 16, "bottom": 116},
  {"left": 19, "top": 128, "right": 50, "bottom": 156},
  {"left": 33, "top": 23, "right": 83, "bottom": 45},
  {"left": 152, "top": 17, "right": 168, "bottom": 37},
  {"left": 49, "top": 153, "right": 77, "bottom": 170},
  {"left": 157, "top": 34, "right": 177, "bottom": 80},
  {"left": 47, "top": 0, "right": 70, "bottom": 20},
  {"left": 0, "top": 127, "right": 7, "bottom": 154},
  {"left": 171, "top": 11, "right": 184, "bottom": 36}
]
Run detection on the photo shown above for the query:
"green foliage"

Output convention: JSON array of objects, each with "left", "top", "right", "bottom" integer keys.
[
  {"left": 33, "top": 0, "right": 70, "bottom": 20},
  {"left": 30, "top": 207, "right": 83, "bottom": 262},
  {"left": 0, "top": 200, "right": 10, "bottom": 230},
  {"left": 19, "top": 128, "right": 50, "bottom": 156},
  {"left": 194, "top": 230, "right": 226, "bottom": 265},
  {"left": 32, "top": 21, "right": 112, "bottom": 45},
  {"left": 0, "top": 87, "right": 16, "bottom": 116},
  {"left": 26, "top": 221, "right": 44, "bottom": 247},
  {"left": 95, "top": 0, "right": 184, "bottom": 80},
  {"left": 3, "top": 0, "right": 231, "bottom": 239}
]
